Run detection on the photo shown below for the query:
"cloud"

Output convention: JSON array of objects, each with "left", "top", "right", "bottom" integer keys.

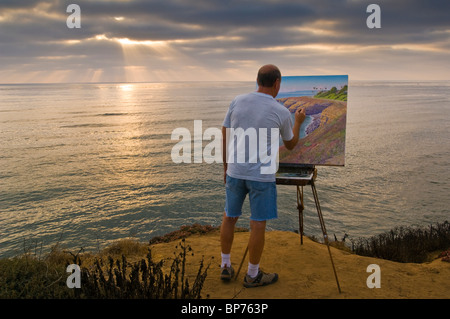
[{"left": 0, "top": 0, "right": 449, "bottom": 83}]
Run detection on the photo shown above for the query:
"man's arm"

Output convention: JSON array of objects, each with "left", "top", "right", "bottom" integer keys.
[
  {"left": 283, "top": 108, "right": 306, "bottom": 150},
  {"left": 222, "top": 126, "right": 227, "bottom": 184}
]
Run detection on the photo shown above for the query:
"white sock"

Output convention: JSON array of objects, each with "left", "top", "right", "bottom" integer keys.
[
  {"left": 221, "top": 253, "right": 231, "bottom": 268},
  {"left": 247, "top": 262, "right": 259, "bottom": 278}
]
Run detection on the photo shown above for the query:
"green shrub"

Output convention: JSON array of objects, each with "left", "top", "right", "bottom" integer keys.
[
  {"left": 0, "top": 247, "right": 74, "bottom": 298},
  {"left": 351, "top": 221, "right": 450, "bottom": 263},
  {"left": 0, "top": 239, "right": 210, "bottom": 299},
  {"left": 77, "top": 239, "right": 209, "bottom": 299}
]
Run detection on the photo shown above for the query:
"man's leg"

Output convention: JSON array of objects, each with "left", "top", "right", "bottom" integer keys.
[
  {"left": 248, "top": 219, "right": 266, "bottom": 266},
  {"left": 244, "top": 219, "right": 278, "bottom": 287},
  {"left": 220, "top": 212, "right": 238, "bottom": 280},
  {"left": 220, "top": 212, "right": 238, "bottom": 256},
  {"left": 221, "top": 175, "right": 246, "bottom": 280},
  {"left": 243, "top": 179, "right": 278, "bottom": 287}
]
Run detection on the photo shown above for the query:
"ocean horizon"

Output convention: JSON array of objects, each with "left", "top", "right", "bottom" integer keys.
[{"left": 1, "top": 80, "right": 449, "bottom": 258}]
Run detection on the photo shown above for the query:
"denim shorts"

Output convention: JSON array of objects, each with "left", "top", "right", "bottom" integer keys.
[{"left": 224, "top": 175, "right": 277, "bottom": 221}]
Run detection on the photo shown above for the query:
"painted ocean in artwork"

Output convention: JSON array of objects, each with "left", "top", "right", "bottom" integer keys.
[{"left": 277, "top": 75, "right": 348, "bottom": 166}]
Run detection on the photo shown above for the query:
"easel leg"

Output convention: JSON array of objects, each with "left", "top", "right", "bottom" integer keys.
[
  {"left": 296, "top": 185, "right": 304, "bottom": 245},
  {"left": 311, "top": 180, "right": 342, "bottom": 294},
  {"left": 234, "top": 245, "right": 248, "bottom": 281}
]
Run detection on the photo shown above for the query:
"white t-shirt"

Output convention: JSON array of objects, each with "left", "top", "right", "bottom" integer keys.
[{"left": 222, "top": 92, "right": 294, "bottom": 182}]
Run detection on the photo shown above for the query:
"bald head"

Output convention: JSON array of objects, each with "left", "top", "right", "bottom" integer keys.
[{"left": 257, "top": 64, "right": 281, "bottom": 88}]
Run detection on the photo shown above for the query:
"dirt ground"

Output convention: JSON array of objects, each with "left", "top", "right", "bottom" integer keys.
[{"left": 150, "top": 230, "right": 450, "bottom": 299}]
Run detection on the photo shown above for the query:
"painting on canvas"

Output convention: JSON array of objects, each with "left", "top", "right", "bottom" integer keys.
[{"left": 277, "top": 75, "right": 348, "bottom": 166}]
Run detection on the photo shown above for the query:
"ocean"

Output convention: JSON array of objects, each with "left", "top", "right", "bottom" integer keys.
[{"left": 1, "top": 81, "right": 449, "bottom": 258}]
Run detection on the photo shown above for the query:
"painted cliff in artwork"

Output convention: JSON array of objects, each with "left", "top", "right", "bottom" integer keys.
[{"left": 277, "top": 75, "right": 348, "bottom": 166}]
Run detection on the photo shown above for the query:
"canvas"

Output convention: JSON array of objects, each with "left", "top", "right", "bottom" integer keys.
[{"left": 277, "top": 75, "right": 348, "bottom": 166}]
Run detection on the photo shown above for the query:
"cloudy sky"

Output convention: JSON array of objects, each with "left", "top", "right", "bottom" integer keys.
[{"left": 0, "top": 0, "right": 449, "bottom": 83}]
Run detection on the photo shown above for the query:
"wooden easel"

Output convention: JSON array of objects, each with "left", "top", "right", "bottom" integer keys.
[
  {"left": 276, "top": 164, "right": 341, "bottom": 293},
  {"left": 234, "top": 164, "right": 341, "bottom": 293}
]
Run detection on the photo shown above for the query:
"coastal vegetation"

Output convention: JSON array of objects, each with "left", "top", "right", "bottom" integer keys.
[
  {"left": 314, "top": 85, "right": 348, "bottom": 101},
  {"left": 351, "top": 221, "right": 450, "bottom": 263},
  {"left": 0, "top": 230, "right": 211, "bottom": 299}
]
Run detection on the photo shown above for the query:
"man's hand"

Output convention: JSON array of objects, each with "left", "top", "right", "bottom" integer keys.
[
  {"left": 223, "top": 164, "right": 227, "bottom": 184},
  {"left": 222, "top": 126, "right": 228, "bottom": 184},
  {"left": 295, "top": 108, "right": 306, "bottom": 124},
  {"left": 283, "top": 108, "right": 306, "bottom": 150}
]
